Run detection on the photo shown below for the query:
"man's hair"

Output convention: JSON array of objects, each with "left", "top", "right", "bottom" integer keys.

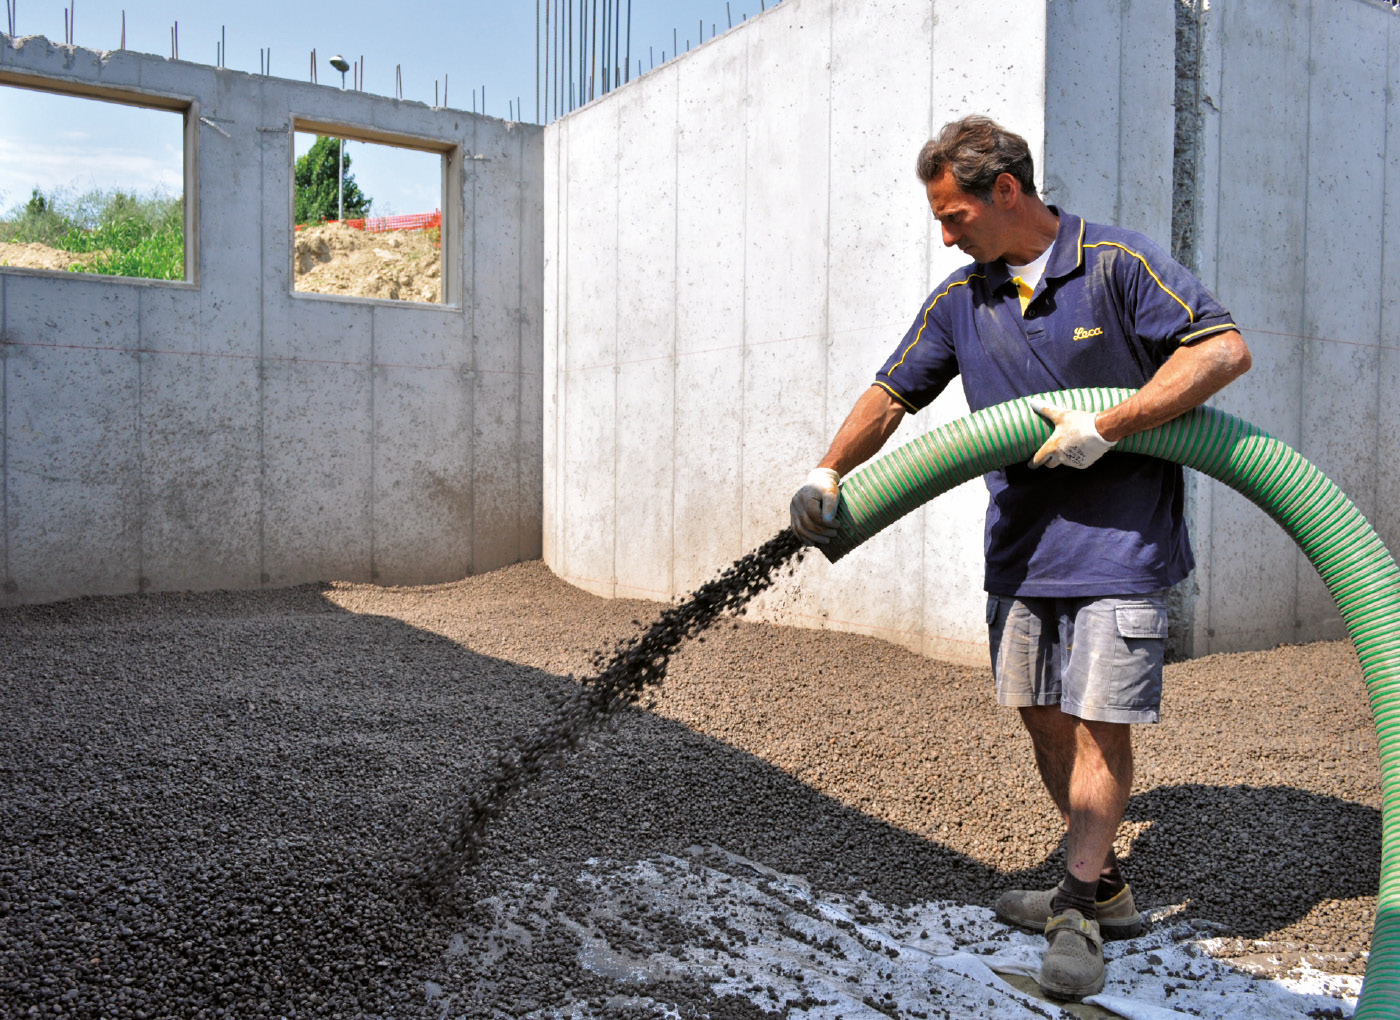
[{"left": 916, "top": 115, "right": 1037, "bottom": 201}]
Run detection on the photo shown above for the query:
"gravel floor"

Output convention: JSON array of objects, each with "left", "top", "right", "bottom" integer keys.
[{"left": 0, "top": 557, "right": 1379, "bottom": 1018}]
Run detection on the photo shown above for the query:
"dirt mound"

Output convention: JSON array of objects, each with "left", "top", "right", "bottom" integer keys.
[
  {"left": 294, "top": 222, "right": 441, "bottom": 303},
  {"left": 3, "top": 227, "right": 440, "bottom": 303},
  {"left": 0, "top": 240, "right": 97, "bottom": 271}
]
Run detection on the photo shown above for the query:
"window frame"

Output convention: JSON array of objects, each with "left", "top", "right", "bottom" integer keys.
[
  {"left": 0, "top": 69, "right": 198, "bottom": 286},
  {"left": 290, "top": 117, "right": 461, "bottom": 307}
]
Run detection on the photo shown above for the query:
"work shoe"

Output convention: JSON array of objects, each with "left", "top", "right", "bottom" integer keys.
[
  {"left": 1038, "top": 909, "right": 1106, "bottom": 1000},
  {"left": 995, "top": 883, "right": 1144, "bottom": 939}
]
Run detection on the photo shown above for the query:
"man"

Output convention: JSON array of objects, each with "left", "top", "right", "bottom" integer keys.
[{"left": 790, "top": 115, "right": 1250, "bottom": 1000}]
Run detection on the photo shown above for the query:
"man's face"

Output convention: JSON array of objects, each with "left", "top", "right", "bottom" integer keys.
[{"left": 927, "top": 170, "right": 1009, "bottom": 263}]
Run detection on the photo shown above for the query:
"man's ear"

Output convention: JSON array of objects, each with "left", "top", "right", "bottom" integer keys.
[{"left": 993, "top": 172, "right": 1020, "bottom": 208}]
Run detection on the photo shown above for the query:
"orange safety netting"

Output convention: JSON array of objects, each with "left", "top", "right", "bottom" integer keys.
[{"left": 295, "top": 211, "right": 442, "bottom": 234}]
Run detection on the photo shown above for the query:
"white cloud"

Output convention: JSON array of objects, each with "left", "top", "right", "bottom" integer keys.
[{"left": 0, "top": 139, "right": 182, "bottom": 210}]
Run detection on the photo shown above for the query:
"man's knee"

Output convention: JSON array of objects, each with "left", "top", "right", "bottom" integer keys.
[{"left": 1019, "top": 703, "right": 1075, "bottom": 741}]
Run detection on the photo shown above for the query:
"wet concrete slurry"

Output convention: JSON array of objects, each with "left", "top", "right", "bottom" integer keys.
[{"left": 0, "top": 548, "right": 1378, "bottom": 1018}]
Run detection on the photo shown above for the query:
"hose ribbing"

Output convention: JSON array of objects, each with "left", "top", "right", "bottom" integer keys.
[{"left": 820, "top": 388, "right": 1400, "bottom": 1017}]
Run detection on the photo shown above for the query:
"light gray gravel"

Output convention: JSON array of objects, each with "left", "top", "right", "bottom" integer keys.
[{"left": 0, "top": 556, "right": 1378, "bottom": 1018}]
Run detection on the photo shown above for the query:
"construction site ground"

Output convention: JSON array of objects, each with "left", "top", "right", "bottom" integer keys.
[{"left": 0, "top": 558, "right": 1374, "bottom": 1019}]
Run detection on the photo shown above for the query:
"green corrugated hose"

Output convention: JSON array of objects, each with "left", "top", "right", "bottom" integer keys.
[{"left": 819, "top": 387, "right": 1400, "bottom": 1016}]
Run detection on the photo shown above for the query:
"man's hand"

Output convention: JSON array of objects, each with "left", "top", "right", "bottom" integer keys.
[
  {"left": 1028, "top": 397, "right": 1117, "bottom": 469},
  {"left": 791, "top": 468, "right": 841, "bottom": 544}
]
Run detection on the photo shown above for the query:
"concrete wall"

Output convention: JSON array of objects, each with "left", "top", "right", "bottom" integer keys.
[
  {"left": 0, "top": 36, "right": 543, "bottom": 606},
  {"left": 1177, "top": 0, "right": 1400, "bottom": 654},
  {"left": 544, "top": 0, "right": 1049, "bottom": 665},
  {"left": 543, "top": 0, "right": 1400, "bottom": 663}
]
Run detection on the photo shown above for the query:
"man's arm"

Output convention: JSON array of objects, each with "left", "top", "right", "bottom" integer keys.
[
  {"left": 1095, "top": 329, "right": 1252, "bottom": 442},
  {"left": 791, "top": 386, "right": 907, "bottom": 544},
  {"left": 1030, "top": 330, "right": 1251, "bottom": 469},
  {"left": 819, "top": 385, "right": 908, "bottom": 474}
]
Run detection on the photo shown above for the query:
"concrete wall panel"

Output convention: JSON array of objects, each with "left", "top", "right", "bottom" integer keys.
[
  {"left": 371, "top": 365, "right": 473, "bottom": 584},
  {"left": 2, "top": 272, "right": 140, "bottom": 352},
  {"left": 615, "top": 72, "right": 678, "bottom": 366},
  {"left": 261, "top": 360, "right": 372, "bottom": 584},
  {"left": 675, "top": 52, "right": 742, "bottom": 360},
  {"left": 739, "top": 0, "right": 831, "bottom": 549},
  {"left": 197, "top": 74, "right": 265, "bottom": 354},
  {"left": 472, "top": 124, "right": 527, "bottom": 375},
  {"left": 1375, "top": 19, "right": 1400, "bottom": 554},
  {"left": 472, "top": 367, "right": 525, "bottom": 574},
  {"left": 561, "top": 365, "right": 616, "bottom": 596},
  {"left": 1189, "top": 0, "right": 1397, "bottom": 653},
  {"left": 544, "top": 0, "right": 1048, "bottom": 664},
  {"left": 5, "top": 344, "right": 140, "bottom": 599},
  {"left": 615, "top": 358, "right": 675, "bottom": 598},
  {"left": 372, "top": 302, "right": 467, "bottom": 369},
  {"left": 1292, "top": 4, "right": 1388, "bottom": 640},
  {"left": 672, "top": 348, "right": 744, "bottom": 594},
  {"left": 826, "top": 0, "right": 932, "bottom": 349},
  {"left": 1044, "top": 0, "right": 1173, "bottom": 240},
  {"left": 1043, "top": 0, "right": 1122, "bottom": 221},
  {"left": 139, "top": 353, "right": 261, "bottom": 592},
  {"left": 0, "top": 37, "right": 533, "bottom": 607},
  {"left": 137, "top": 286, "right": 201, "bottom": 354},
  {"left": 519, "top": 369, "right": 544, "bottom": 561},
  {"left": 610, "top": 65, "right": 677, "bottom": 595},
  {"left": 1189, "top": 0, "right": 1311, "bottom": 653},
  {"left": 557, "top": 101, "right": 620, "bottom": 595},
  {"left": 542, "top": 127, "right": 563, "bottom": 568},
  {"left": 929, "top": 0, "right": 1045, "bottom": 161},
  {"left": 518, "top": 128, "right": 547, "bottom": 381}
]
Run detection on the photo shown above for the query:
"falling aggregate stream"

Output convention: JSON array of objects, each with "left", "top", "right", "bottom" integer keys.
[{"left": 418, "top": 529, "right": 806, "bottom": 895}]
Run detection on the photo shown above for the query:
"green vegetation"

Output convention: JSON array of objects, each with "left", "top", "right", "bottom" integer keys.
[
  {"left": 0, "top": 187, "right": 185, "bottom": 280},
  {"left": 294, "top": 136, "right": 372, "bottom": 225}
]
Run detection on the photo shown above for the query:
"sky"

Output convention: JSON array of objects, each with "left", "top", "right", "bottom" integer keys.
[{"left": 0, "top": 0, "right": 776, "bottom": 219}]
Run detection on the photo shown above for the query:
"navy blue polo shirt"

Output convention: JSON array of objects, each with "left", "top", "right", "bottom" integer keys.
[{"left": 875, "top": 209, "right": 1236, "bottom": 597}]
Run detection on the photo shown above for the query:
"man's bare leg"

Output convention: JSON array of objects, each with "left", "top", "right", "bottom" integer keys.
[
  {"left": 1018, "top": 705, "right": 1076, "bottom": 822},
  {"left": 1018, "top": 706, "right": 1129, "bottom": 890},
  {"left": 1035, "top": 716, "right": 1134, "bottom": 999},
  {"left": 1062, "top": 719, "right": 1133, "bottom": 885}
]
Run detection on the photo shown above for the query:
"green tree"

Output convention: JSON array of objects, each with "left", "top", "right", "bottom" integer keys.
[{"left": 294, "top": 136, "right": 372, "bottom": 224}]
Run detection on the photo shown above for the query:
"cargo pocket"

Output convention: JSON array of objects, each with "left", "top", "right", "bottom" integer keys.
[
  {"left": 1115, "top": 603, "right": 1167, "bottom": 640},
  {"left": 1106, "top": 601, "right": 1167, "bottom": 713}
]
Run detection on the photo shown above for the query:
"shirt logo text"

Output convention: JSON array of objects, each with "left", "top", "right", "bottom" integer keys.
[{"left": 1072, "top": 326, "right": 1104, "bottom": 342}]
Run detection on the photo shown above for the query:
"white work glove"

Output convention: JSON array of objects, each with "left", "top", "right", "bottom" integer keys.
[
  {"left": 790, "top": 467, "right": 841, "bottom": 545},
  {"left": 1027, "top": 397, "right": 1117, "bottom": 469}
]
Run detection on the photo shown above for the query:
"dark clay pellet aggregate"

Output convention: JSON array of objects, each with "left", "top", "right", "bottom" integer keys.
[{"left": 0, "top": 533, "right": 1380, "bottom": 1019}]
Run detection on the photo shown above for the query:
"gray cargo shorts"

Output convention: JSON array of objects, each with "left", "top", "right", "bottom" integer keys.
[{"left": 987, "top": 591, "right": 1169, "bottom": 724}]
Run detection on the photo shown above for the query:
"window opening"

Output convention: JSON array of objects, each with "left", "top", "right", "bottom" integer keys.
[
  {"left": 0, "top": 79, "right": 188, "bottom": 282},
  {"left": 293, "top": 128, "right": 446, "bottom": 304}
]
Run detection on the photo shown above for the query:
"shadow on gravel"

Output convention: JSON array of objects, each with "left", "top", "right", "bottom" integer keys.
[
  {"left": 1121, "top": 784, "right": 1380, "bottom": 938},
  {"left": 0, "top": 582, "right": 1379, "bottom": 1019}
]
